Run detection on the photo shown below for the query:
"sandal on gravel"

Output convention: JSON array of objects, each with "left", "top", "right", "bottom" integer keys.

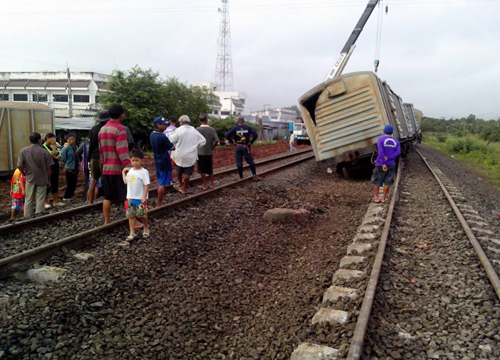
[
  {"left": 143, "top": 231, "right": 150, "bottom": 238},
  {"left": 372, "top": 198, "right": 380, "bottom": 204},
  {"left": 125, "top": 235, "right": 135, "bottom": 242}
]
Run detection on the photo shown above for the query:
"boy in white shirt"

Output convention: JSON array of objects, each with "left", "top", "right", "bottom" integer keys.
[{"left": 122, "top": 150, "right": 150, "bottom": 241}]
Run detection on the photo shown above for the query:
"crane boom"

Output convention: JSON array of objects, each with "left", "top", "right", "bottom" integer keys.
[{"left": 325, "top": 0, "right": 380, "bottom": 81}]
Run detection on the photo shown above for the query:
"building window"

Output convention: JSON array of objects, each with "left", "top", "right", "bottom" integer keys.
[
  {"left": 13, "top": 94, "right": 28, "bottom": 101},
  {"left": 53, "top": 94, "right": 69, "bottom": 102},
  {"left": 212, "top": 110, "right": 219, "bottom": 115},
  {"left": 33, "top": 94, "right": 48, "bottom": 102},
  {"left": 0, "top": 94, "right": 8, "bottom": 101},
  {"left": 221, "top": 111, "right": 230, "bottom": 116},
  {"left": 73, "top": 95, "right": 90, "bottom": 103}
]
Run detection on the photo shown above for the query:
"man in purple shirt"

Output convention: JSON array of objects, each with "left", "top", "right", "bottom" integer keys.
[{"left": 371, "top": 124, "right": 401, "bottom": 203}]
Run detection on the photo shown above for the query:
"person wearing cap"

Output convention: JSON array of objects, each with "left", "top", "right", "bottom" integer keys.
[
  {"left": 226, "top": 116, "right": 260, "bottom": 180},
  {"left": 196, "top": 113, "right": 219, "bottom": 190},
  {"left": 371, "top": 124, "right": 401, "bottom": 203},
  {"left": 169, "top": 115, "right": 206, "bottom": 194},
  {"left": 150, "top": 116, "right": 174, "bottom": 206},
  {"left": 87, "top": 110, "right": 109, "bottom": 203}
]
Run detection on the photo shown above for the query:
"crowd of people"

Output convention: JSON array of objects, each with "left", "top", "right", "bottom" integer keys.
[{"left": 11, "top": 104, "right": 261, "bottom": 242}]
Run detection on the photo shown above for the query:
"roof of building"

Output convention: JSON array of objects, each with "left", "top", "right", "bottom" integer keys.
[{"left": 55, "top": 117, "right": 96, "bottom": 131}]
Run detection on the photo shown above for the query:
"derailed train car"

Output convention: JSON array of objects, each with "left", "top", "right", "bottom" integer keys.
[{"left": 298, "top": 71, "right": 417, "bottom": 173}]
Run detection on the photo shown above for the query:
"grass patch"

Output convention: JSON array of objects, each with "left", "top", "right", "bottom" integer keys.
[{"left": 424, "top": 134, "right": 500, "bottom": 186}]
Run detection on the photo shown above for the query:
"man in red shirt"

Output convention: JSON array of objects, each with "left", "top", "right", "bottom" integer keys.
[{"left": 98, "top": 104, "right": 132, "bottom": 224}]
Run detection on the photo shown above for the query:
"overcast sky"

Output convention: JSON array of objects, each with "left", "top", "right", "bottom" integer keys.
[{"left": 2, "top": 0, "right": 500, "bottom": 119}]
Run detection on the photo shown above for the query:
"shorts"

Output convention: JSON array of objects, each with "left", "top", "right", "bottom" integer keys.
[
  {"left": 371, "top": 165, "right": 396, "bottom": 187},
  {"left": 11, "top": 198, "right": 25, "bottom": 211},
  {"left": 156, "top": 169, "right": 172, "bottom": 186},
  {"left": 102, "top": 175, "right": 127, "bottom": 202},
  {"left": 90, "top": 159, "right": 103, "bottom": 180},
  {"left": 126, "top": 199, "right": 148, "bottom": 217},
  {"left": 176, "top": 165, "right": 194, "bottom": 176},
  {"left": 197, "top": 155, "right": 213, "bottom": 175}
]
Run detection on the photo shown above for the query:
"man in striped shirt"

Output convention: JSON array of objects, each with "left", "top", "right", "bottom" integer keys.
[{"left": 98, "top": 103, "right": 132, "bottom": 224}]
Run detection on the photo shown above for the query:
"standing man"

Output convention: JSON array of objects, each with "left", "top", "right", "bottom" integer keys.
[
  {"left": 164, "top": 116, "right": 177, "bottom": 138},
  {"left": 169, "top": 115, "right": 206, "bottom": 194},
  {"left": 289, "top": 130, "right": 296, "bottom": 151},
  {"left": 226, "top": 116, "right": 260, "bottom": 180},
  {"left": 17, "top": 132, "right": 54, "bottom": 217},
  {"left": 87, "top": 110, "right": 109, "bottom": 203},
  {"left": 196, "top": 113, "right": 219, "bottom": 190},
  {"left": 371, "top": 124, "right": 401, "bottom": 203},
  {"left": 60, "top": 134, "right": 79, "bottom": 200},
  {"left": 98, "top": 103, "right": 132, "bottom": 224},
  {"left": 150, "top": 116, "right": 174, "bottom": 206},
  {"left": 164, "top": 116, "right": 177, "bottom": 183}
]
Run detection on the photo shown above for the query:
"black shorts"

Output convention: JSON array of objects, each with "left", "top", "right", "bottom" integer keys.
[
  {"left": 197, "top": 155, "right": 213, "bottom": 175},
  {"left": 176, "top": 165, "right": 194, "bottom": 176},
  {"left": 371, "top": 165, "right": 396, "bottom": 187},
  {"left": 101, "top": 175, "right": 127, "bottom": 201}
]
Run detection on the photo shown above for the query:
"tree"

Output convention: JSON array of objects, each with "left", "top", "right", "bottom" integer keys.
[{"left": 98, "top": 66, "right": 211, "bottom": 141}]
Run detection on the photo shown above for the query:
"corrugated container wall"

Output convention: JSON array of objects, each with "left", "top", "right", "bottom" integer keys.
[
  {"left": 299, "top": 72, "right": 403, "bottom": 163},
  {"left": 0, "top": 102, "right": 54, "bottom": 176}
]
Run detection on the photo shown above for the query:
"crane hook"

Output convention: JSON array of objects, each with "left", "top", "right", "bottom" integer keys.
[
  {"left": 385, "top": 5, "right": 389, "bottom": 14},
  {"left": 374, "top": 59, "right": 380, "bottom": 73}
]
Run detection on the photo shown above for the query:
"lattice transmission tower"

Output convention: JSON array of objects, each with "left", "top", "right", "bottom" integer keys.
[{"left": 215, "top": 0, "right": 233, "bottom": 91}]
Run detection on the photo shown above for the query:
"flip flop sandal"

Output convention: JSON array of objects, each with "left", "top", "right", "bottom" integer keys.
[
  {"left": 372, "top": 199, "right": 381, "bottom": 203},
  {"left": 143, "top": 231, "right": 150, "bottom": 238},
  {"left": 125, "top": 235, "right": 134, "bottom": 242}
]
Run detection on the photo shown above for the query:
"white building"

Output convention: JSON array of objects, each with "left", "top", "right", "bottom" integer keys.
[
  {"left": 0, "top": 72, "right": 110, "bottom": 117},
  {"left": 251, "top": 108, "right": 297, "bottom": 123},
  {"left": 195, "top": 82, "right": 246, "bottom": 119}
]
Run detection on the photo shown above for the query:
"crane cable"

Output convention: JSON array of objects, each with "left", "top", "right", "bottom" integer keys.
[{"left": 374, "top": 1, "right": 386, "bottom": 73}]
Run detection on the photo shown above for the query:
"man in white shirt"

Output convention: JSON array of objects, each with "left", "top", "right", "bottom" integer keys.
[{"left": 169, "top": 115, "right": 206, "bottom": 194}]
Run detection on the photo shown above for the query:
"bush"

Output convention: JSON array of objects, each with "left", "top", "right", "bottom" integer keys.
[
  {"left": 446, "top": 137, "right": 486, "bottom": 154},
  {"left": 437, "top": 134, "right": 447, "bottom": 143}
]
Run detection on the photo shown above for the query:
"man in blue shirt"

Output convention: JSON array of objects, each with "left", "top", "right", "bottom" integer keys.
[
  {"left": 226, "top": 116, "right": 260, "bottom": 180},
  {"left": 150, "top": 116, "right": 174, "bottom": 206},
  {"left": 371, "top": 124, "right": 401, "bottom": 203}
]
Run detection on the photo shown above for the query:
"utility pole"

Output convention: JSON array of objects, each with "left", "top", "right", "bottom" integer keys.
[
  {"left": 66, "top": 62, "right": 74, "bottom": 118},
  {"left": 215, "top": 0, "right": 234, "bottom": 91}
]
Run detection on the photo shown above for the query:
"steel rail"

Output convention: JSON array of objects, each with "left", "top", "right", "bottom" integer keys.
[
  {"left": 0, "top": 153, "right": 314, "bottom": 278},
  {"left": 415, "top": 148, "right": 500, "bottom": 300},
  {"left": 347, "top": 162, "right": 402, "bottom": 360},
  {"left": 0, "top": 148, "right": 312, "bottom": 236}
]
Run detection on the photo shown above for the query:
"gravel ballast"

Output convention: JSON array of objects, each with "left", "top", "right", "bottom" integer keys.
[
  {"left": 365, "top": 150, "right": 500, "bottom": 360},
  {"left": 0, "top": 159, "right": 372, "bottom": 359}
]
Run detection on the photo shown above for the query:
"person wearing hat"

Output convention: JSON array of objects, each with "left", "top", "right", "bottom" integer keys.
[
  {"left": 226, "top": 116, "right": 260, "bottom": 180},
  {"left": 169, "top": 115, "right": 206, "bottom": 194},
  {"left": 150, "top": 116, "right": 174, "bottom": 206},
  {"left": 87, "top": 110, "right": 109, "bottom": 203},
  {"left": 371, "top": 124, "right": 401, "bottom": 203}
]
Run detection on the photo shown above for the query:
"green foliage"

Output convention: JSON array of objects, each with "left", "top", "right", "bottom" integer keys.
[
  {"left": 436, "top": 134, "right": 447, "bottom": 143},
  {"left": 98, "top": 66, "right": 211, "bottom": 141},
  {"left": 424, "top": 134, "right": 500, "bottom": 185},
  {"left": 421, "top": 114, "right": 500, "bottom": 143}
]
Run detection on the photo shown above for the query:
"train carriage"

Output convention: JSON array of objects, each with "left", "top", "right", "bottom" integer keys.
[{"left": 298, "top": 71, "right": 416, "bottom": 170}]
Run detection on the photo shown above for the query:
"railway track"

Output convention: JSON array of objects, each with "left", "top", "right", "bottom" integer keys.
[
  {"left": 0, "top": 149, "right": 314, "bottom": 278},
  {"left": 291, "top": 147, "right": 500, "bottom": 359}
]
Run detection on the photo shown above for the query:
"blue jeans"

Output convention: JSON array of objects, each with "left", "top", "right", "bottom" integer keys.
[{"left": 235, "top": 145, "right": 256, "bottom": 178}]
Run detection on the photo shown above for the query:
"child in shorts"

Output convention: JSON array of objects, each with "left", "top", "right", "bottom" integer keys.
[
  {"left": 122, "top": 150, "right": 150, "bottom": 241},
  {"left": 10, "top": 168, "right": 26, "bottom": 220}
]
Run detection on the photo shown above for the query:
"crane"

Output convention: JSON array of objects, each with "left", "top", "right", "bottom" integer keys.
[{"left": 324, "top": 0, "right": 381, "bottom": 81}]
